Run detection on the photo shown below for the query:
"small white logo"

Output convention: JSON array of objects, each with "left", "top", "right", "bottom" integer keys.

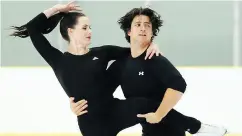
[
  {"left": 139, "top": 71, "right": 144, "bottom": 76},
  {"left": 93, "top": 57, "right": 99, "bottom": 60}
]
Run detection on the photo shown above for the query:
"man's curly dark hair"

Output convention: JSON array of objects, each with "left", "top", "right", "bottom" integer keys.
[{"left": 118, "top": 7, "right": 163, "bottom": 43}]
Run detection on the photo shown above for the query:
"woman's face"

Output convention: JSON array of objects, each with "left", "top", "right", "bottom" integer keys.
[{"left": 68, "top": 16, "right": 92, "bottom": 47}]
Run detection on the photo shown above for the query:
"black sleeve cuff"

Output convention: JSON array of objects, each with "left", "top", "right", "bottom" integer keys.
[
  {"left": 168, "top": 77, "right": 187, "bottom": 93},
  {"left": 26, "top": 12, "right": 49, "bottom": 32}
]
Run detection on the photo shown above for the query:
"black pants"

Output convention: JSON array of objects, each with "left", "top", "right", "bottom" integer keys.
[
  {"left": 77, "top": 98, "right": 201, "bottom": 136},
  {"left": 137, "top": 98, "right": 201, "bottom": 136},
  {"left": 141, "top": 123, "right": 185, "bottom": 136}
]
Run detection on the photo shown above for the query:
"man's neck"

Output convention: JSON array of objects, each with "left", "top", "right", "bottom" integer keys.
[{"left": 130, "top": 41, "right": 150, "bottom": 58}]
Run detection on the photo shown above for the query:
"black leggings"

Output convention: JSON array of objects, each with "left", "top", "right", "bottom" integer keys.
[{"left": 77, "top": 98, "right": 201, "bottom": 136}]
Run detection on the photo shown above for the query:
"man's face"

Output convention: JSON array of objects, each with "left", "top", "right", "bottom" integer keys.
[{"left": 128, "top": 15, "right": 153, "bottom": 45}]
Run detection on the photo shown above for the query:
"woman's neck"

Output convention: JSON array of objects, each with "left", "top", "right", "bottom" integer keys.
[{"left": 67, "top": 43, "right": 89, "bottom": 55}]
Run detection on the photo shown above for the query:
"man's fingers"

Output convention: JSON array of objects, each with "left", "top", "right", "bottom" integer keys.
[
  {"left": 75, "top": 104, "right": 88, "bottom": 112},
  {"left": 74, "top": 104, "right": 88, "bottom": 114},
  {"left": 137, "top": 114, "right": 147, "bottom": 118},
  {"left": 69, "top": 97, "right": 75, "bottom": 102},
  {"left": 81, "top": 104, "right": 88, "bottom": 110},
  {"left": 78, "top": 99, "right": 87, "bottom": 106},
  {"left": 72, "top": 100, "right": 82, "bottom": 107},
  {"left": 75, "top": 104, "right": 88, "bottom": 113},
  {"left": 77, "top": 110, "right": 88, "bottom": 116},
  {"left": 74, "top": 101, "right": 87, "bottom": 111},
  {"left": 71, "top": 99, "right": 86, "bottom": 109}
]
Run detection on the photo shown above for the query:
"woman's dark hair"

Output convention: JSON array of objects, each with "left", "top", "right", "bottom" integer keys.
[
  {"left": 59, "top": 12, "right": 85, "bottom": 41},
  {"left": 118, "top": 7, "right": 163, "bottom": 43},
  {"left": 10, "top": 12, "right": 85, "bottom": 42}
]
